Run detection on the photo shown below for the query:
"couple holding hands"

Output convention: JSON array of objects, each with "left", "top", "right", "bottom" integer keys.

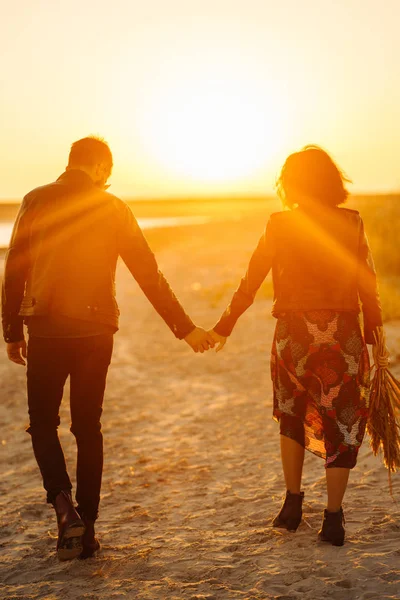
[{"left": 2, "top": 136, "right": 381, "bottom": 559}]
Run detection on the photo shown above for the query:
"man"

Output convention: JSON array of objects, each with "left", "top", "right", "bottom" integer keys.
[{"left": 2, "top": 136, "right": 214, "bottom": 560}]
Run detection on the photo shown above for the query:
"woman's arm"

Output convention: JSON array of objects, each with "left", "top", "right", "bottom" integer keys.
[
  {"left": 357, "top": 218, "right": 383, "bottom": 344},
  {"left": 212, "top": 219, "right": 274, "bottom": 338}
]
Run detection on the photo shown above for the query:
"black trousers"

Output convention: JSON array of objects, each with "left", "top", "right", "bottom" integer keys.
[{"left": 26, "top": 334, "right": 114, "bottom": 521}]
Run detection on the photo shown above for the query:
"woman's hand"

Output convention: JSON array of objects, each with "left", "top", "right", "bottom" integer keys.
[
  {"left": 372, "top": 343, "right": 390, "bottom": 369},
  {"left": 208, "top": 329, "right": 227, "bottom": 353},
  {"left": 184, "top": 327, "right": 215, "bottom": 353},
  {"left": 372, "top": 327, "right": 390, "bottom": 369}
]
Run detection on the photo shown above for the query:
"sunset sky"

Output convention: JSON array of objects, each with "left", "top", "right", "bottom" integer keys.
[{"left": 1, "top": 0, "right": 399, "bottom": 199}]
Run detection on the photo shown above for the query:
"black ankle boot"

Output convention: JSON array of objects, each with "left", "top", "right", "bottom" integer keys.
[
  {"left": 53, "top": 491, "right": 85, "bottom": 561},
  {"left": 272, "top": 490, "right": 304, "bottom": 532},
  {"left": 76, "top": 508, "right": 101, "bottom": 559},
  {"left": 318, "top": 507, "right": 345, "bottom": 546}
]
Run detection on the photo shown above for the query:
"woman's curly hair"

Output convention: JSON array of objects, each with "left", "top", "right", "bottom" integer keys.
[{"left": 276, "top": 145, "right": 351, "bottom": 208}]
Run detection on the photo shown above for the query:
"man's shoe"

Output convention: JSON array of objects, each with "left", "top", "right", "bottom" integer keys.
[
  {"left": 53, "top": 491, "right": 85, "bottom": 561},
  {"left": 272, "top": 490, "right": 304, "bottom": 532},
  {"left": 77, "top": 509, "right": 100, "bottom": 559},
  {"left": 318, "top": 507, "right": 345, "bottom": 546}
]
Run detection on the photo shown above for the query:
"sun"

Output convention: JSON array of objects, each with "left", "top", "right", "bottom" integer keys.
[{"left": 134, "top": 65, "right": 288, "bottom": 186}]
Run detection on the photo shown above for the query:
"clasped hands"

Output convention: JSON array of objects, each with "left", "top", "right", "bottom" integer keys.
[
  {"left": 6, "top": 327, "right": 226, "bottom": 366},
  {"left": 184, "top": 327, "right": 226, "bottom": 354}
]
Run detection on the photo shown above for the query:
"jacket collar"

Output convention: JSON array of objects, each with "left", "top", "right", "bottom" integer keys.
[{"left": 56, "top": 169, "right": 96, "bottom": 190}]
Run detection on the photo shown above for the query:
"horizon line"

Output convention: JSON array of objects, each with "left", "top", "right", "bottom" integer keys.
[{"left": 0, "top": 190, "right": 399, "bottom": 204}]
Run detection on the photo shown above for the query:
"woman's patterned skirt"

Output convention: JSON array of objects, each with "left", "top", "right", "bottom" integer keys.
[{"left": 271, "top": 310, "right": 370, "bottom": 469}]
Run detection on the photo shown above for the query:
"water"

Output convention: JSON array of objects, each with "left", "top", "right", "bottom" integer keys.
[
  {"left": 0, "top": 224, "right": 12, "bottom": 249},
  {"left": 0, "top": 216, "right": 210, "bottom": 249}
]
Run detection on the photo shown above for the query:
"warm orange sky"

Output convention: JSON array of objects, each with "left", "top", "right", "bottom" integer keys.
[{"left": 1, "top": 1, "right": 400, "bottom": 199}]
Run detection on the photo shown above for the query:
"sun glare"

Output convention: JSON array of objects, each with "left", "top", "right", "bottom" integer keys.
[
  {"left": 113, "top": 51, "right": 291, "bottom": 189},
  {"left": 141, "top": 83, "right": 286, "bottom": 184}
]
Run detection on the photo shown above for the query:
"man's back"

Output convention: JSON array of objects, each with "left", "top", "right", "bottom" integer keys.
[
  {"left": 21, "top": 170, "right": 122, "bottom": 324},
  {"left": 2, "top": 167, "right": 196, "bottom": 343}
]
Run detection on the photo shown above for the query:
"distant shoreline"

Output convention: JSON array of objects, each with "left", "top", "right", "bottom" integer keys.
[
  {"left": 1, "top": 191, "right": 399, "bottom": 204},
  {"left": 1, "top": 192, "right": 398, "bottom": 209},
  {"left": 0, "top": 196, "right": 280, "bottom": 222},
  {"left": 0, "top": 216, "right": 216, "bottom": 251}
]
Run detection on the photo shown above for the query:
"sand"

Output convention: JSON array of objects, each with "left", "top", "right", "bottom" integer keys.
[{"left": 0, "top": 215, "right": 399, "bottom": 600}]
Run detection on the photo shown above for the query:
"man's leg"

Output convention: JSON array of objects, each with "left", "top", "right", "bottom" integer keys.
[
  {"left": 27, "top": 336, "right": 85, "bottom": 560},
  {"left": 69, "top": 334, "right": 113, "bottom": 522},
  {"left": 27, "top": 336, "right": 72, "bottom": 502}
]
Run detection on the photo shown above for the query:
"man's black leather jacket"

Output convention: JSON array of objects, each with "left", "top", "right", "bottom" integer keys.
[{"left": 2, "top": 169, "right": 195, "bottom": 343}]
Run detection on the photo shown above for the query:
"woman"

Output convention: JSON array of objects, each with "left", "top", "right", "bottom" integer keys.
[{"left": 209, "top": 145, "right": 382, "bottom": 546}]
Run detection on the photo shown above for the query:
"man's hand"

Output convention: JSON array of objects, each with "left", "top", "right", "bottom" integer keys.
[
  {"left": 184, "top": 327, "right": 215, "bottom": 353},
  {"left": 208, "top": 329, "right": 227, "bottom": 353},
  {"left": 7, "top": 339, "right": 27, "bottom": 366}
]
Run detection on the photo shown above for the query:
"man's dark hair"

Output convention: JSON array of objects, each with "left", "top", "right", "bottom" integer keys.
[{"left": 68, "top": 136, "right": 113, "bottom": 172}]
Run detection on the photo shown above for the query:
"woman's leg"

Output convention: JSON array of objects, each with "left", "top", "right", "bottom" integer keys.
[
  {"left": 325, "top": 467, "right": 350, "bottom": 512},
  {"left": 280, "top": 434, "right": 305, "bottom": 494},
  {"left": 319, "top": 466, "right": 349, "bottom": 546},
  {"left": 273, "top": 434, "right": 305, "bottom": 531}
]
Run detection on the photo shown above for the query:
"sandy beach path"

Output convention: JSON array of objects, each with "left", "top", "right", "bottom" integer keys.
[{"left": 1, "top": 219, "right": 400, "bottom": 600}]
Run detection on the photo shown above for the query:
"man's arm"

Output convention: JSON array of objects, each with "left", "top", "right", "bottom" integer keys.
[
  {"left": 117, "top": 202, "right": 213, "bottom": 351},
  {"left": 2, "top": 196, "right": 32, "bottom": 349}
]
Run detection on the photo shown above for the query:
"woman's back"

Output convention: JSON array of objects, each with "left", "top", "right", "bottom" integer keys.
[
  {"left": 269, "top": 206, "right": 363, "bottom": 314},
  {"left": 213, "top": 146, "right": 382, "bottom": 345}
]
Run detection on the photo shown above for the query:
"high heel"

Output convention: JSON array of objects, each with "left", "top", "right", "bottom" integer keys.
[
  {"left": 318, "top": 507, "right": 345, "bottom": 546},
  {"left": 272, "top": 490, "right": 304, "bottom": 532}
]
